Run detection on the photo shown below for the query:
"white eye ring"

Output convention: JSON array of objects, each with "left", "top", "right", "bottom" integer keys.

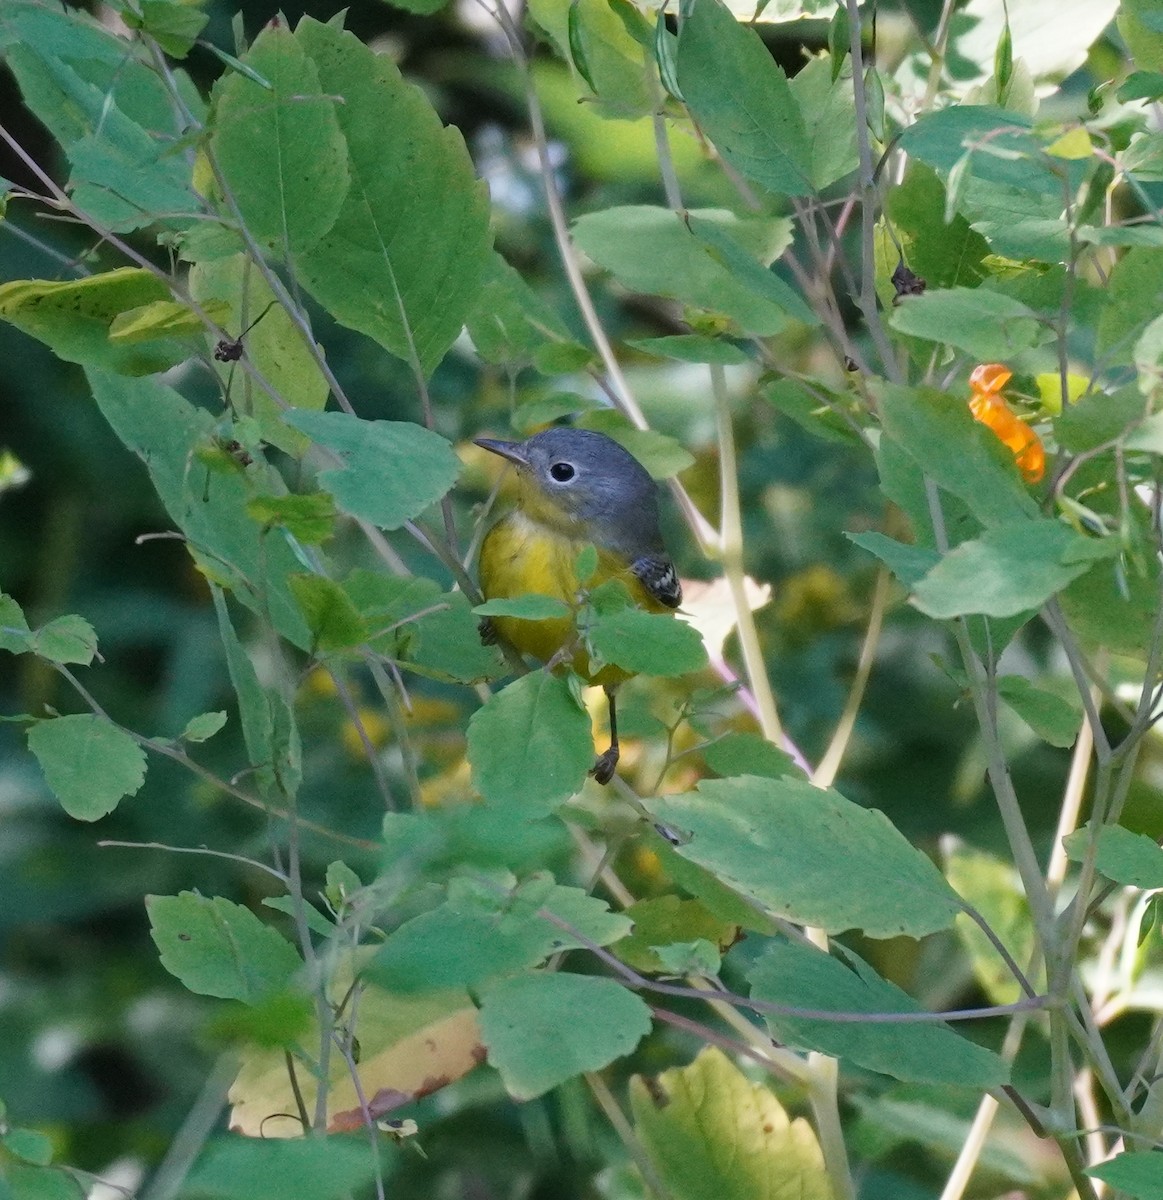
[{"left": 549, "top": 461, "right": 576, "bottom": 483}]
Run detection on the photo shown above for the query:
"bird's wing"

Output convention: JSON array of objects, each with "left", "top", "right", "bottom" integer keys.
[{"left": 632, "top": 555, "right": 682, "bottom": 609}]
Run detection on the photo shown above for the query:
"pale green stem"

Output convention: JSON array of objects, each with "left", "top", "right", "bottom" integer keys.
[
  {"left": 586, "top": 1072, "right": 674, "bottom": 1200},
  {"left": 812, "top": 567, "right": 888, "bottom": 789},
  {"left": 940, "top": 1011, "right": 1030, "bottom": 1200},
  {"left": 710, "top": 364, "right": 782, "bottom": 744},
  {"left": 807, "top": 1053, "right": 856, "bottom": 1200}
]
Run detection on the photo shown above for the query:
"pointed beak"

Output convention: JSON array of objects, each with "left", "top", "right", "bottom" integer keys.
[{"left": 474, "top": 437, "right": 529, "bottom": 468}]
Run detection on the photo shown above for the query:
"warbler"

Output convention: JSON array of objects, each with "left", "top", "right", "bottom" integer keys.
[{"left": 475, "top": 427, "right": 681, "bottom": 784}]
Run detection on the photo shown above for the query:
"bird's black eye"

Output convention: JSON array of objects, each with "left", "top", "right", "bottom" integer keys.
[{"left": 549, "top": 461, "right": 576, "bottom": 483}]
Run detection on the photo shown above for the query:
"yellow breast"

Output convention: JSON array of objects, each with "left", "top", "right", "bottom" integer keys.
[{"left": 478, "top": 510, "right": 665, "bottom": 685}]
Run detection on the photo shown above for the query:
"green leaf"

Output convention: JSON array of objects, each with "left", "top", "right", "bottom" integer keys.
[
  {"left": 0, "top": 592, "right": 32, "bottom": 654},
  {"left": 762, "top": 378, "right": 862, "bottom": 446},
  {"left": 883, "top": 163, "right": 988, "bottom": 292},
  {"left": 1136, "top": 312, "right": 1163, "bottom": 402},
  {"left": 571, "top": 207, "right": 795, "bottom": 335},
  {"left": 852, "top": 1091, "right": 1040, "bottom": 1184},
  {"left": 789, "top": 54, "right": 858, "bottom": 191},
  {"left": 344, "top": 571, "right": 503, "bottom": 683},
  {"left": 146, "top": 892, "right": 301, "bottom": 1003},
  {"left": 567, "top": 0, "right": 653, "bottom": 115},
  {"left": 1097, "top": 248, "right": 1163, "bottom": 365},
  {"left": 473, "top": 596, "right": 573, "bottom": 621},
  {"left": 370, "top": 876, "right": 632, "bottom": 992},
  {"left": 2, "top": 1129, "right": 53, "bottom": 1167},
  {"left": 212, "top": 587, "right": 300, "bottom": 801},
  {"left": 382, "top": 0, "right": 452, "bottom": 15},
  {"left": 876, "top": 383, "right": 1040, "bottom": 530},
  {"left": 945, "top": 844, "right": 1038, "bottom": 1006},
  {"left": 890, "top": 287, "right": 1048, "bottom": 359},
  {"left": 26, "top": 714, "right": 147, "bottom": 821},
  {"left": 466, "top": 254, "right": 574, "bottom": 367},
  {"left": 2, "top": 1164, "right": 84, "bottom": 1199},
  {"left": 1059, "top": 556, "right": 1162, "bottom": 655},
  {"left": 676, "top": 0, "right": 812, "bottom": 197},
  {"left": 286, "top": 410, "right": 461, "bottom": 531},
  {"left": 654, "top": 939, "right": 721, "bottom": 974},
  {"left": 209, "top": 22, "right": 349, "bottom": 258},
  {"left": 1088, "top": 1151, "right": 1163, "bottom": 1199},
  {"left": 686, "top": 216, "right": 819, "bottom": 328},
  {"left": 246, "top": 493, "right": 338, "bottom": 544},
  {"left": 295, "top": 17, "right": 492, "bottom": 375},
  {"left": 86, "top": 369, "right": 311, "bottom": 648},
  {"left": 1124, "top": 410, "right": 1163, "bottom": 454},
  {"left": 847, "top": 532, "right": 940, "bottom": 588},
  {"left": 132, "top": 0, "right": 208, "bottom": 57},
  {"left": 1063, "top": 824, "right": 1163, "bottom": 889},
  {"left": 996, "top": 676, "right": 1082, "bottom": 747},
  {"left": 576, "top": 544, "right": 599, "bottom": 585},
  {"left": 288, "top": 574, "right": 369, "bottom": 652},
  {"left": 479, "top": 972, "right": 652, "bottom": 1099},
  {"left": 1054, "top": 386, "right": 1145, "bottom": 452},
  {"left": 0, "top": 270, "right": 193, "bottom": 376},
  {"left": 912, "top": 520, "right": 1115, "bottom": 619},
  {"left": 181, "top": 711, "right": 228, "bottom": 743},
  {"left": 646, "top": 776, "right": 962, "bottom": 938},
  {"left": 107, "top": 299, "right": 228, "bottom": 344},
  {"left": 1118, "top": 70, "right": 1163, "bottom": 101},
  {"left": 613, "top": 895, "right": 738, "bottom": 973},
  {"left": 261, "top": 895, "right": 335, "bottom": 938},
  {"left": 0, "top": 1, "right": 129, "bottom": 63},
  {"left": 895, "top": 106, "right": 1062, "bottom": 233},
  {"left": 587, "top": 607, "right": 706, "bottom": 676},
  {"left": 4, "top": 36, "right": 196, "bottom": 231},
  {"left": 466, "top": 673, "right": 594, "bottom": 813},
  {"left": 701, "top": 732, "right": 799, "bottom": 780},
  {"left": 189, "top": 255, "right": 329, "bottom": 456},
  {"left": 511, "top": 393, "right": 602, "bottom": 433},
  {"left": 184, "top": 1136, "right": 377, "bottom": 1200},
  {"left": 629, "top": 1047, "right": 831, "bottom": 1200},
  {"left": 627, "top": 335, "right": 751, "bottom": 365},
  {"left": 33, "top": 615, "right": 98, "bottom": 666},
  {"left": 748, "top": 940, "right": 1009, "bottom": 1088}
]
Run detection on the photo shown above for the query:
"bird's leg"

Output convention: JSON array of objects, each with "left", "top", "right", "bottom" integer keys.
[{"left": 590, "top": 685, "right": 620, "bottom": 785}]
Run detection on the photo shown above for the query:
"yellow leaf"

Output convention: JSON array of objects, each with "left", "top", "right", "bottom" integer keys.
[
  {"left": 228, "top": 961, "right": 483, "bottom": 1137},
  {"left": 108, "top": 299, "right": 230, "bottom": 344},
  {"left": 1045, "top": 127, "right": 1092, "bottom": 160},
  {"left": 630, "top": 1047, "right": 831, "bottom": 1200},
  {"left": 1034, "top": 371, "right": 1088, "bottom": 414}
]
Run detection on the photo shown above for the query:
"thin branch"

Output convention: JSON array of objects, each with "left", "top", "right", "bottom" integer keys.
[
  {"left": 710, "top": 363, "right": 783, "bottom": 743},
  {"left": 98, "top": 839, "right": 288, "bottom": 882},
  {"left": 586, "top": 1071, "right": 674, "bottom": 1200},
  {"left": 52, "top": 663, "right": 375, "bottom": 850},
  {"left": 813, "top": 566, "right": 889, "bottom": 788}
]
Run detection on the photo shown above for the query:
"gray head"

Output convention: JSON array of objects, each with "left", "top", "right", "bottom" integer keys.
[{"left": 475, "top": 427, "right": 665, "bottom": 557}]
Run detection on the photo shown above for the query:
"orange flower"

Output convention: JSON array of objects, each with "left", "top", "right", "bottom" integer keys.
[{"left": 968, "top": 364, "right": 1045, "bottom": 484}]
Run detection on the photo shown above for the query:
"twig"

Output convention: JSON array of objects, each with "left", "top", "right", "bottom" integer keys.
[
  {"left": 710, "top": 363, "right": 783, "bottom": 743},
  {"left": 586, "top": 1071, "right": 674, "bottom": 1200},
  {"left": 813, "top": 566, "right": 889, "bottom": 788}
]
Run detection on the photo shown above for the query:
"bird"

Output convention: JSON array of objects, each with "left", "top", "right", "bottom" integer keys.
[{"left": 475, "top": 427, "right": 682, "bottom": 784}]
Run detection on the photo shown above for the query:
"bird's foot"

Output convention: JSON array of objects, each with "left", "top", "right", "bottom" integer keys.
[
  {"left": 590, "top": 746, "right": 619, "bottom": 785},
  {"left": 478, "top": 617, "right": 498, "bottom": 646}
]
